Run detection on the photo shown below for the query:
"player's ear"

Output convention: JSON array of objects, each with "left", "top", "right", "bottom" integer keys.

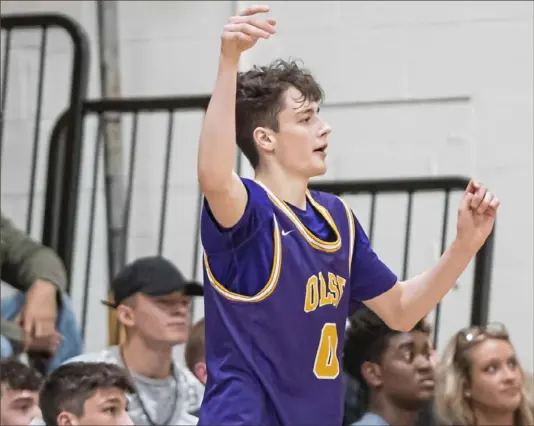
[
  {"left": 253, "top": 127, "right": 275, "bottom": 153},
  {"left": 361, "top": 361, "right": 382, "bottom": 388}
]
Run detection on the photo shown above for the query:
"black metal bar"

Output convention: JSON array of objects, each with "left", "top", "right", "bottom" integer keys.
[
  {"left": 81, "top": 115, "right": 103, "bottom": 340},
  {"left": 122, "top": 112, "right": 139, "bottom": 266},
  {"left": 1, "top": 13, "right": 91, "bottom": 281},
  {"left": 43, "top": 111, "right": 69, "bottom": 254},
  {"left": 26, "top": 27, "right": 48, "bottom": 235},
  {"left": 310, "top": 177, "right": 470, "bottom": 195},
  {"left": 402, "top": 192, "right": 414, "bottom": 281},
  {"left": 368, "top": 193, "right": 376, "bottom": 245},
  {"left": 471, "top": 226, "right": 495, "bottom": 326},
  {"left": 80, "top": 96, "right": 210, "bottom": 113},
  {"left": 158, "top": 110, "right": 175, "bottom": 256},
  {"left": 0, "top": 28, "right": 12, "bottom": 159},
  {"left": 433, "top": 190, "right": 451, "bottom": 348}
]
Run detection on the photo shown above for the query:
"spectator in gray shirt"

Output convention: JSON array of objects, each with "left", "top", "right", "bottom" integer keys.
[{"left": 64, "top": 256, "right": 204, "bottom": 425}]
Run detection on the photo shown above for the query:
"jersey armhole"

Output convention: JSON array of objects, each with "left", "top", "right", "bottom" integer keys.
[
  {"left": 201, "top": 178, "right": 272, "bottom": 255},
  {"left": 203, "top": 215, "right": 283, "bottom": 303}
]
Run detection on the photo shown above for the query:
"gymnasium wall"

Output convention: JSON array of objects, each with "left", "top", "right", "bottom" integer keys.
[{"left": 1, "top": 1, "right": 532, "bottom": 366}]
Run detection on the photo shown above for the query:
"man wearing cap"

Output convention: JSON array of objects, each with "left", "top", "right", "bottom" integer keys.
[{"left": 62, "top": 256, "right": 204, "bottom": 426}]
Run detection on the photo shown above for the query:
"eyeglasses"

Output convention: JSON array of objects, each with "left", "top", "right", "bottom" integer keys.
[{"left": 456, "top": 322, "right": 509, "bottom": 347}]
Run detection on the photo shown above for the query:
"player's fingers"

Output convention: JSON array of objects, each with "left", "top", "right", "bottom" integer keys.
[
  {"left": 465, "top": 179, "right": 480, "bottom": 194},
  {"left": 477, "top": 191, "right": 493, "bottom": 214},
  {"left": 460, "top": 192, "right": 474, "bottom": 211},
  {"left": 238, "top": 5, "right": 270, "bottom": 17},
  {"left": 228, "top": 16, "right": 277, "bottom": 34},
  {"left": 470, "top": 185, "right": 487, "bottom": 210},
  {"left": 489, "top": 197, "right": 500, "bottom": 211},
  {"left": 224, "top": 22, "right": 271, "bottom": 39}
]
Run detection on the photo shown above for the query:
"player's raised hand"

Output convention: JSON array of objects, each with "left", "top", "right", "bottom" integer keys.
[
  {"left": 456, "top": 179, "right": 500, "bottom": 252},
  {"left": 221, "top": 5, "right": 276, "bottom": 61}
]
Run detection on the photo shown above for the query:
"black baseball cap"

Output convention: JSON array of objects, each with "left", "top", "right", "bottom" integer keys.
[{"left": 102, "top": 256, "right": 203, "bottom": 308}]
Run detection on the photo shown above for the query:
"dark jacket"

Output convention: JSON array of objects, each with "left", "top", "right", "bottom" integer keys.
[{"left": 1, "top": 213, "right": 67, "bottom": 342}]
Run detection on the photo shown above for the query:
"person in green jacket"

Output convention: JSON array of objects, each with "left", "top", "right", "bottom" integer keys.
[{"left": 0, "top": 212, "right": 82, "bottom": 372}]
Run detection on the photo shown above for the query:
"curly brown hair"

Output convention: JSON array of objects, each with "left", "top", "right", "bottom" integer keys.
[{"left": 236, "top": 59, "right": 324, "bottom": 169}]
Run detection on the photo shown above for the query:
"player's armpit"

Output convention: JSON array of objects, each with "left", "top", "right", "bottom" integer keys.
[
  {"left": 363, "top": 282, "right": 407, "bottom": 331},
  {"left": 203, "top": 172, "right": 249, "bottom": 229}
]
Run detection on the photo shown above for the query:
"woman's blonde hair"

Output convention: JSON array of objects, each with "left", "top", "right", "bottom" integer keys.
[{"left": 435, "top": 323, "right": 534, "bottom": 426}]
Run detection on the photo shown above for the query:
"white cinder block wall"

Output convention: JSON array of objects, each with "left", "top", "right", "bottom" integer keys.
[{"left": 1, "top": 1, "right": 532, "bottom": 366}]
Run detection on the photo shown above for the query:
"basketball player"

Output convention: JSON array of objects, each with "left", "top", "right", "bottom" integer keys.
[{"left": 197, "top": 5, "right": 500, "bottom": 425}]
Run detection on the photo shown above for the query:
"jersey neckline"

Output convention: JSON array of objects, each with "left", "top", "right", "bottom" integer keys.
[{"left": 254, "top": 180, "right": 341, "bottom": 253}]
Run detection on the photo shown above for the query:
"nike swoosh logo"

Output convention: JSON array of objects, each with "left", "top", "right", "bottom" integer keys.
[{"left": 282, "top": 230, "right": 294, "bottom": 236}]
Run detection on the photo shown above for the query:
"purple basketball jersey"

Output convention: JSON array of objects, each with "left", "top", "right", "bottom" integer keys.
[{"left": 199, "top": 179, "right": 359, "bottom": 425}]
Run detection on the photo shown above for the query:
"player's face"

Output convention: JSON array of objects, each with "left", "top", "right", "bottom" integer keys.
[
  {"left": 272, "top": 86, "right": 331, "bottom": 178},
  {"left": 466, "top": 338, "right": 523, "bottom": 413},
  {"left": 0, "top": 385, "right": 41, "bottom": 426},
  {"left": 132, "top": 292, "right": 191, "bottom": 346},
  {"left": 380, "top": 331, "right": 435, "bottom": 410},
  {"left": 57, "top": 387, "right": 133, "bottom": 426}
]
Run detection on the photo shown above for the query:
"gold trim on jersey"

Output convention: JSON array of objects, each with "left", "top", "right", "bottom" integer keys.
[
  {"left": 203, "top": 215, "right": 282, "bottom": 303},
  {"left": 254, "top": 180, "right": 341, "bottom": 253},
  {"left": 339, "top": 198, "right": 356, "bottom": 275}
]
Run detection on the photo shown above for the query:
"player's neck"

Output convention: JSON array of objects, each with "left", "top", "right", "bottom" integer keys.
[
  {"left": 255, "top": 168, "right": 308, "bottom": 210},
  {"left": 120, "top": 335, "right": 173, "bottom": 379},
  {"left": 367, "top": 396, "right": 418, "bottom": 426}
]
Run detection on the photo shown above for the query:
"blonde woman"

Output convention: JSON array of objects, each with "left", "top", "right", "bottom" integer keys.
[{"left": 435, "top": 323, "right": 533, "bottom": 426}]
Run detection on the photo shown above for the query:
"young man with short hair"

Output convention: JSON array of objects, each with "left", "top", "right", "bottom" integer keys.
[
  {"left": 344, "top": 308, "right": 435, "bottom": 426},
  {"left": 65, "top": 256, "right": 203, "bottom": 425},
  {"left": 0, "top": 358, "right": 43, "bottom": 426},
  {"left": 197, "top": 5, "right": 499, "bottom": 425},
  {"left": 39, "top": 361, "right": 134, "bottom": 426}
]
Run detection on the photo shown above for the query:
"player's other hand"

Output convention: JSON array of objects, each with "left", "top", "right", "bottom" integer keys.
[
  {"left": 455, "top": 179, "right": 500, "bottom": 253},
  {"left": 221, "top": 5, "right": 276, "bottom": 61}
]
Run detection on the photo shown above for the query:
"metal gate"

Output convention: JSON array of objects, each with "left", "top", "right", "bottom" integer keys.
[
  {"left": 0, "top": 13, "right": 90, "bottom": 269},
  {"left": 48, "top": 95, "right": 495, "bottom": 347},
  {"left": 48, "top": 96, "right": 210, "bottom": 341},
  {"left": 310, "top": 177, "right": 495, "bottom": 346}
]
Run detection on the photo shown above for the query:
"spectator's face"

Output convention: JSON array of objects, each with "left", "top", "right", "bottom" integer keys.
[
  {"left": 57, "top": 387, "right": 133, "bottom": 426},
  {"left": 375, "top": 331, "right": 435, "bottom": 410},
  {"left": 133, "top": 292, "right": 191, "bottom": 345},
  {"left": 0, "top": 384, "right": 41, "bottom": 426},
  {"left": 466, "top": 338, "right": 523, "bottom": 413}
]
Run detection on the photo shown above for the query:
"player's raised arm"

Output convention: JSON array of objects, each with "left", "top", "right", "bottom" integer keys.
[{"left": 197, "top": 5, "right": 276, "bottom": 228}]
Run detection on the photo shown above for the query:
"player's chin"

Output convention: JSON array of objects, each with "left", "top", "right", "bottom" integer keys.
[{"left": 307, "top": 160, "right": 327, "bottom": 177}]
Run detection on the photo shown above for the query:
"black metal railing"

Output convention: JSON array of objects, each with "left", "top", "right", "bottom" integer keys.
[
  {"left": 0, "top": 14, "right": 90, "bottom": 273},
  {"left": 49, "top": 95, "right": 495, "bottom": 345},
  {"left": 49, "top": 96, "right": 210, "bottom": 339},
  {"left": 310, "top": 177, "right": 495, "bottom": 347}
]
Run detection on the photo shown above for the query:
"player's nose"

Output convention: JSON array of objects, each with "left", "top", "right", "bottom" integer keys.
[{"left": 319, "top": 120, "right": 332, "bottom": 137}]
